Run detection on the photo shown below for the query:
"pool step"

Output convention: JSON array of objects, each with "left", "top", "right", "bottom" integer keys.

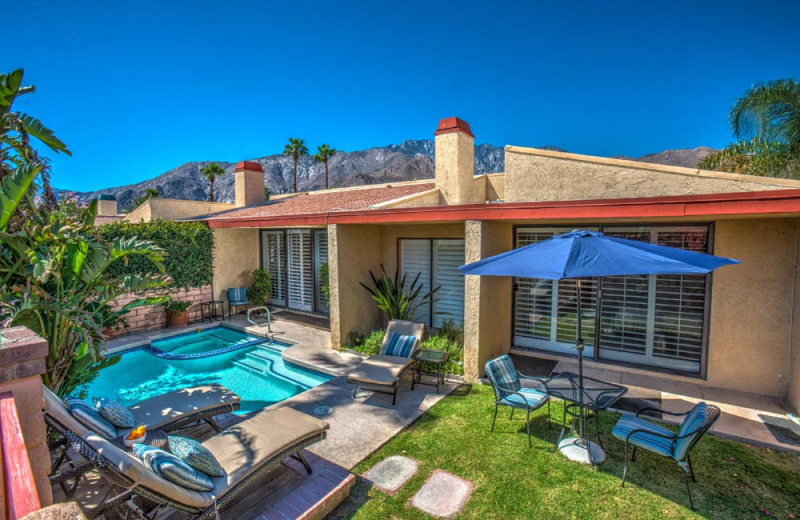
[
  {"left": 247, "top": 350, "right": 275, "bottom": 363},
  {"left": 256, "top": 343, "right": 284, "bottom": 354},
  {"left": 233, "top": 358, "right": 269, "bottom": 376}
]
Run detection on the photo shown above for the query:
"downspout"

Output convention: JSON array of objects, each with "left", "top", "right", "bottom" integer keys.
[{"left": 788, "top": 219, "right": 799, "bottom": 406}]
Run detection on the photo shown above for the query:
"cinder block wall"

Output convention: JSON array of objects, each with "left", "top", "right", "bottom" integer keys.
[{"left": 111, "top": 285, "right": 212, "bottom": 334}]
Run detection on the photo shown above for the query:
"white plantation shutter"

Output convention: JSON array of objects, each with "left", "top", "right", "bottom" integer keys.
[
  {"left": 262, "top": 231, "right": 286, "bottom": 306},
  {"left": 513, "top": 228, "right": 598, "bottom": 355},
  {"left": 432, "top": 239, "right": 465, "bottom": 328},
  {"left": 314, "top": 230, "right": 329, "bottom": 314},
  {"left": 400, "top": 239, "right": 432, "bottom": 326},
  {"left": 287, "top": 230, "right": 313, "bottom": 312}
]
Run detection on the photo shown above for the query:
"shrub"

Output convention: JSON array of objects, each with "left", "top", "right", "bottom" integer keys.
[
  {"left": 360, "top": 265, "right": 439, "bottom": 321},
  {"left": 249, "top": 269, "right": 272, "bottom": 306},
  {"left": 98, "top": 219, "right": 214, "bottom": 289},
  {"left": 164, "top": 300, "right": 192, "bottom": 313},
  {"left": 319, "top": 262, "right": 330, "bottom": 301},
  {"left": 345, "top": 329, "right": 385, "bottom": 356}
]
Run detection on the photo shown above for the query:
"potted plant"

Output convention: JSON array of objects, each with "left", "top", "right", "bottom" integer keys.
[{"left": 165, "top": 300, "right": 193, "bottom": 328}]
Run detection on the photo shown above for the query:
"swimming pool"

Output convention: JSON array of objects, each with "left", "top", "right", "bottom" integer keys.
[{"left": 87, "top": 327, "right": 331, "bottom": 414}]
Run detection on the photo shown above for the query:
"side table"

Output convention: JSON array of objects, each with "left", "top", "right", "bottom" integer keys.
[
  {"left": 411, "top": 349, "right": 449, "bottom": 393},
  {"left": 201, "top": 300, "right": 226, "bottom": 322}
]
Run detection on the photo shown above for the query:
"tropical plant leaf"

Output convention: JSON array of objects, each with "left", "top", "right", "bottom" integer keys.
[{"left": 0, "top": 163, "right": 40, "bottom": 230}]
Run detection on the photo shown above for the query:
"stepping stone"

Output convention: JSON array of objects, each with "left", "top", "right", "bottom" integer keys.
[
  {"left": 362, "top": 455, "right": 418, "bottom": 494},
  {"left": 411, "top": 469, "right": 472, "bottom": 518}
]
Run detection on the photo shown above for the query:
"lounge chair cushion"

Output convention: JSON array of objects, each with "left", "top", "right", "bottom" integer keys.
[
  {"left": 203, "top": 406, "right": 329, "bottom": 497},
  {"left": 168, "top": 436, "right": 226, "bottom": 477},
  {"left": 133, "top": 444, "right": 215, "bottom": 491},
  {"left": 84, "top": 433, "right": 216, "bottom": 509},
  {"left": 65, "top": 397, "right": 117, "bottom": 440},
  {"left": 349, "top": 355, "right": 413, "bottom": 385},
  {"left": 126, "top": 384, "right": 240, "bottom": 431},
  {"left": 612, "top": 415, "right": 676, "bottom": 458},
  {"left": 383, "top": 333, "right": 417, "bottom": 358},
  {"left": 379, "top": 320, "right": 424, "bottom": 355},
  {"left": 94, "top": 397, "right": 136, "bottom": 428}
]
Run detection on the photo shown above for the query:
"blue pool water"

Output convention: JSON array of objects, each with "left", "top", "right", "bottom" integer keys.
[{"left": 87, "top": 327, "right": 331, "bottom": 414}]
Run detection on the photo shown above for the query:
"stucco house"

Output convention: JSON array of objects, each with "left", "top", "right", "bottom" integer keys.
[{"left": 181, "top": 117, "right": 800, "bottom": 414}]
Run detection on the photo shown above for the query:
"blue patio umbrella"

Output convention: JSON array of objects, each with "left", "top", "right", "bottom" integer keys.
[{"left": 460, "top": 229, "right": 740, "bottom": 463}]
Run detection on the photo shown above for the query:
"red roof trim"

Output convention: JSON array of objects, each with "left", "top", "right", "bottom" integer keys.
[
  {"left": 206, "top": 189, "right": 800, "bottom": 228},
  {"left": 434, "top": 117, "right": 474, "bottom": 137},
  {"left": 234, "top": 161, "right": 263, "bottom": 172}
]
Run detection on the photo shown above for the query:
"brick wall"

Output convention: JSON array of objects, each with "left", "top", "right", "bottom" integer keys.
[{"left": 112, "top": 285, "right": 212, "bottom": 334}]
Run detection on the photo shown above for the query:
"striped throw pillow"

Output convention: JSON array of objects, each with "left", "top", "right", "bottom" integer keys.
[
  {"left": 132, "top": 444, "right": 215, "bottom": 491},
  {"left": 65, "top": 397, "right": 117, "bottom": 440},
  {"left": 93, "top": 397, "right": 136, "bottom": 428},
  {"left": 384, "top": 333, "right": 417, "bottom": 358},
  {"left": 168, "top": 436, "right": 225, "bottom": 477}
]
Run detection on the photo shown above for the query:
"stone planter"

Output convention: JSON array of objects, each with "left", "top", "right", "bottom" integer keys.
[{"left": 166, "top": 310, "right": 188, "bottom": 328}]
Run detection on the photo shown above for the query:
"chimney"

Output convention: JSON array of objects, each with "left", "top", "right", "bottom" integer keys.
[
  {"left": 434, "top": 117, "right": 475, "bottom": 205},
  {"left": 234, "top": 161, "right": 265, "bottom": 207},
  {"left": 97, "top": 194, "right": 118, "bottom": 216}
]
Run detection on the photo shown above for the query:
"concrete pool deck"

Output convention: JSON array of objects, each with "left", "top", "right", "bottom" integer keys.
[{"left": 66, "top": 316, "right": 458, "bottom": 520}]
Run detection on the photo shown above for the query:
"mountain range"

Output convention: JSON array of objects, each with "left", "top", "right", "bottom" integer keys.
[{"left": 60, "top": 140, "right": 717, "bottom": 211}]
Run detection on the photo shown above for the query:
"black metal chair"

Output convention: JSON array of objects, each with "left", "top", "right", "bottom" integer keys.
[{"left": 611, "top": 402, "right": 721, "bottom": 510}]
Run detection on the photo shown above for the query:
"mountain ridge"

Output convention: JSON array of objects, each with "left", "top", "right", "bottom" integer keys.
[{"left": 59, "top": 141, "right": 716, "bottom": 211}]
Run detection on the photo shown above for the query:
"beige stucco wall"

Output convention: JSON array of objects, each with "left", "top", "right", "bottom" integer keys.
[
  {"left": 708, "top": 218, "right": 797, "bottom": 398},
  {"left": 375, "top": 189, "right": 443, "bottom": 209},
  {"left": 503, "top": 146, "right": 799, "bottom": 203},
  {"left": 125, "top": 198, "right": 233, "bottom": 222},
  {"left": 211, "top": 228, "right": 260, "bottom": 302},
  {"left": 435, "top": 131, "right": 486, "bottom": 205},
  {"left": 484, "top": 173, "right": 504, "bottom": 202},
  {"left": 463, "top": 220, "right": 513, "bottom": 380},
  {"left": 328, "top": 224, "right": 384, "bottom": 349},
  {"left": 788, "top": 222, "right": 800, "bottom": 413}
]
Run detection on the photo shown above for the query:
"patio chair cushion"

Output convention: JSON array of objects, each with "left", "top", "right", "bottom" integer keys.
[
  {"left": 168, "top": 436, "right": 226, "bottom": 477},
  {"left": 674, "top": 402, "right": 708, "bottom": 461},
  {"left": 227, "top": 287, "right": 248, "bottom": 305},
  {"left": 383, "top": 333, "right": 417, "bottom": 358},
  {"left": 379, "top": 320, "right": 424, "bottom": 355},
  {"left": 500, "top": 388, "right": 549, "bottom": 410},
  {"left": 93, "top": 397, "right": 136, "bottom": 428},
  {"left": 132, "top": 444, "right": 215, "bottom": 491},
  {"left": 84, "top": 432, "right": 216, "bottom": 509},
  {"left": 65, "top": 397, "right": 117, "bottom": 440},
  {"left": 348, "top": 355, "right": 413, "bottom": 385},
  {"left": 485, "top": 355, "right": 522, "bottom": 394},
  {"left": 612, "top": 415, "right": 676, "bottom": 458},
  {"left": 126, "top": 383, "right": 240, "bottom": 432},
  {"left": 45, "top": 389, "right": 91, "bottom": 437},
  {"left": 202, "top": 406, "right": 329, "bottom": 497}
]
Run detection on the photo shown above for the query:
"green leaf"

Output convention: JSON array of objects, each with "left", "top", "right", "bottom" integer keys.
[{"left": 0, "top": 163, "right": 40, "bottom": 230}]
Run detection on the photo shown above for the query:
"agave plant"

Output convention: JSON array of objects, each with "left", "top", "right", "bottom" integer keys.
[
  {"left": 360, "top": 265, "right": 439, "bottom": 322},
  {"left": 0, "top": 200, "right": 172, "bottom": 396}
]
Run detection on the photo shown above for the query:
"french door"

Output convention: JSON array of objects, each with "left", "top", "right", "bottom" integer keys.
[{"left": 260, "top": 229, "right": 329, "bottom": 315}]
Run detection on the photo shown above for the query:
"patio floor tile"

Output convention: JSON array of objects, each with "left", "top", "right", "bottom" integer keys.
[
  {"left": 411, "top": 469, "right": 472, "bottom": 518},
  {"left": 362, "top": 455, "right": 418, "bottom": 494}
]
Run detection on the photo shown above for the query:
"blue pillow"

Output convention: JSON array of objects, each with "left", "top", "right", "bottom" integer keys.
[
  {"left": 168, "top": 436, "right": 225, "bottom": 477},
  {"left": 132, "top": 444, "right": 214, "bottom": 491},
  {"left": 66, "top": 397, "right": 117, "bottom": 440},
  {"left": 93, "top": 397, "right": 136, "bottom": 428},
  {"left": 384, "top": 333, "right": 417, "bottom": 358}
]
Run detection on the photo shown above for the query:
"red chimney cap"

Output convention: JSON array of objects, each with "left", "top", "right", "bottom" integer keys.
[
  {"left": 434, "top": 117, "right": 474, "bottom": 137},
  {"left": 234, "top": 161, "right": 263, "bottom": 172}
]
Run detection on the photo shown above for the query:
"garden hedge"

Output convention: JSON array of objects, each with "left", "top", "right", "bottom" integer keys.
[{"left": 98, "top": 219, "right": 214, "bottom": 289}]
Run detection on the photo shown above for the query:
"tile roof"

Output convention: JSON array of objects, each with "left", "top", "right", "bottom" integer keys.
[
  {"left": 200, "top": 182, "right": 436, "bottom": 221},
  {"left": 95, "top": 215, "right": 125, "bottom": 226}
]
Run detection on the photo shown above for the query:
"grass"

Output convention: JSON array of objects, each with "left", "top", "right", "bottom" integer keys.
[{"left": 330, "top": 385, "right": 800, "bottom": 520}]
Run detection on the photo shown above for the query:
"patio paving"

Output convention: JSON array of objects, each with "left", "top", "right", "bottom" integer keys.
[
  {"left": 361, "top": 455, "right": 418, "bottom": 494},
  {"left": 511, "top": 352, "right": 800, "bottom": 453},
  {"left": 410, "top": 470, "right": 473, "bottom": 518}
]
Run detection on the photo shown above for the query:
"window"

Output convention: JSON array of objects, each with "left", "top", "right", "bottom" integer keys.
[
  {"left": 513, "top": 225, "right": 711, "bottom": 374},
  {"left": 399, "top": 239, "right": 465, "bottom": 328}
]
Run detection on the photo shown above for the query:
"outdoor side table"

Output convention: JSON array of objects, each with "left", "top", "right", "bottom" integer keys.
[
  {"left": 411, "top": 349, "right": 449, "bottom": 393},
  {"left": 543, "top": 372, "right": 627, "bottom": 465},
  {"left": 111, "top": 429, "right": 169, "bottom": 452},
  {"left": 200, "top": 300, "right": 226, "bottom": 322}
]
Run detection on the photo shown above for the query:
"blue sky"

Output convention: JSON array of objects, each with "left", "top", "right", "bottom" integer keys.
[{"left": 6, "top": 1, "right": 799, "bottom": 191}]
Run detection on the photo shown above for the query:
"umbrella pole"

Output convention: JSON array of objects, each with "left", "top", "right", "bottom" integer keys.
[{"left": 576, "top": 279, "right": 587, "bottom": 450}]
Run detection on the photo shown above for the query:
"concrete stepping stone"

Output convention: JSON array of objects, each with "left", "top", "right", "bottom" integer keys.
[
  {"left": 362, "top": 455, "right": 418, "bottom": 494},
  {"left": 411, "top": 469, "right": 472, "bottom": 518}
]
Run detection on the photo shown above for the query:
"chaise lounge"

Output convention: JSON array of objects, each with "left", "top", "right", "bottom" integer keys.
[
  {"left": 347, "top": 320, "right": 425, "bottom": 405},
  {"left": 45, "top": 390, "right": 329, "bottom": 520}
]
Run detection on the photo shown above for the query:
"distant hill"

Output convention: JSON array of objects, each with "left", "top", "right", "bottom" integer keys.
[{"left": 58, "top": 141, "right": 717, "bottom": 211}]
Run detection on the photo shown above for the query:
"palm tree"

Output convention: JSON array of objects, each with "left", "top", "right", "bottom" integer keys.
[
  {"left": 699, "top": 79, "right": 800, "bottom": 178},
  {"left": 200, "top": 162, "right": 226, "bottom": 202},
  {"left": 313, "top": 144, "right": 337, "bottom": 189},
  {"left": 283, "top": 138, "right": 308, "bottom": 193},
  {"left": 127, "top": 187, "right": 159, "bottom": 211}
]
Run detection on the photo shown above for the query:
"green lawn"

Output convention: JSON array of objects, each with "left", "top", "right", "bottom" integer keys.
[{"left": 330, "top": 385, "right": 800, "bottom": 520}]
